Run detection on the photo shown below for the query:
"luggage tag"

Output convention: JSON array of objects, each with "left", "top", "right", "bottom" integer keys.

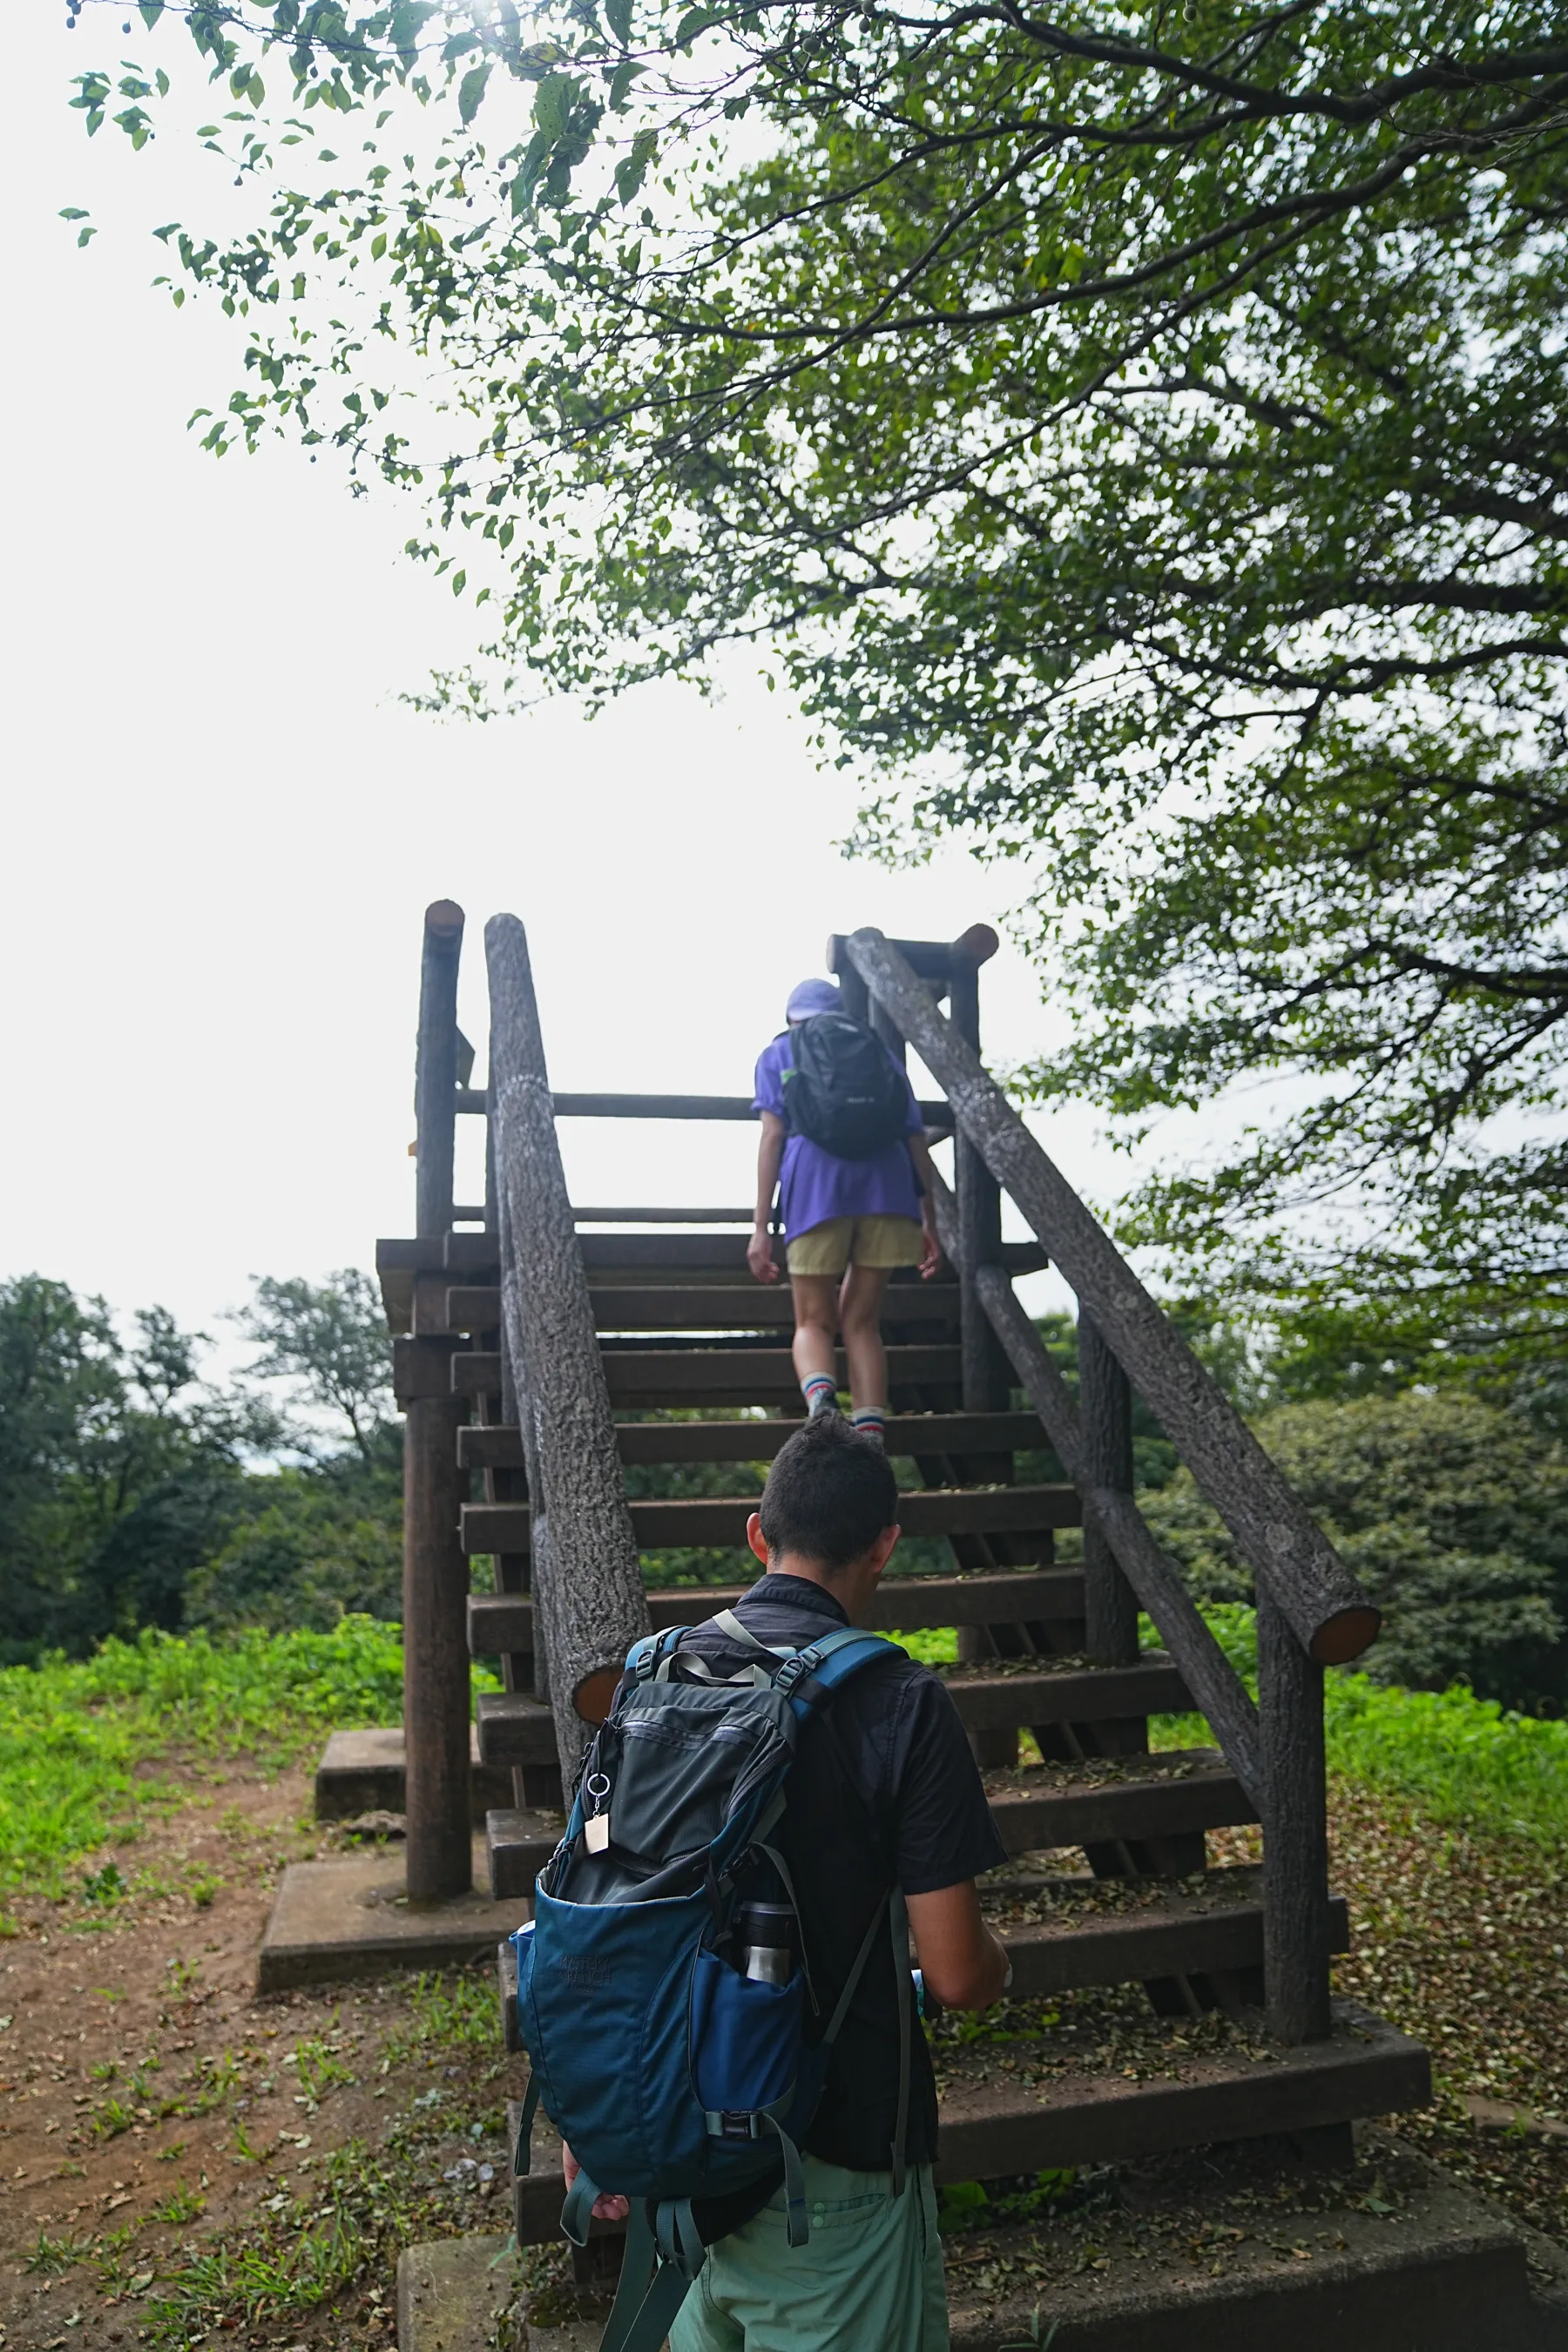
[{"left": 583, "top": 1771, "right": 612, "bottom": 1855}]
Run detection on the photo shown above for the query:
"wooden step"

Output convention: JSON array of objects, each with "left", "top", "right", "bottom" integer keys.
[
  {"left": 476, "top": 1659, "right": 1188, "bottom": 1770},
  {"left": 492, "top": 1871, "right": 1349, "bottom": 2041},
  {"left": 983, "top": 1752, "right": 1256, "bottom": 1856},
  {"left": 502, "top": 2008, "right": 1429, "bottom": 2238},
  {"left": 930, "top": 2004, "right": 1429, "bottom": 2182},
  {"left": 483, "top": 1750, "right": 1252, "bottom": 1899},
  {"left": 452, "top": 1345, "right": 964, "bottom": 1407},
  {"left": 457, "top": 1410, "right": 1048, "bottom": 1472},
  {"left": 379, "top": 1232, "right": 1049, "bottom": 1327},
  {"left": 986, "top": 1868, "right": 1350, "bottom": 1999},
  {"left": 460, "top": 1485, "right": 1080, "bottom": 1556},
  {"left": 468, "top": 1568, "right": 1087, "bottom": 1659},
  {"left": 940, "top": 1656, "right": 1188, "bottom": 1731},
  {"left": 442, "top": 1283, "right": 964, "bottom": 1334}
]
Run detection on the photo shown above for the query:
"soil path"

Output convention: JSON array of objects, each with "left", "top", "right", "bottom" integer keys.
[{"left": 0, "top": 1761, "right": 528, "bottom": 2351}]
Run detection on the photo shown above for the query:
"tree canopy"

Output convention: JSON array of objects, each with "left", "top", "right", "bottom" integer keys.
[
  {"left": 69, "top": 2, "right": 1568, "bottom": 1357},
  {"left": 0, "top": 1268, "right": 396, "bottom": 1659}
]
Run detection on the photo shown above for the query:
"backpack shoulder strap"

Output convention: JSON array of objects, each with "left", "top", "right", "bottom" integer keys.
[{"left": 773, "top": 1626, "right": 906, "bottom": 1718}]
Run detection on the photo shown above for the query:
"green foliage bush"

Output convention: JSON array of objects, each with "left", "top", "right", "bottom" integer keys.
[
  {"left": 1143, "top": 1391, "right": 1568, "bottom": 1711},
  {"left": 185, "top": 1460, "right": 402, "bottom": 1633}
]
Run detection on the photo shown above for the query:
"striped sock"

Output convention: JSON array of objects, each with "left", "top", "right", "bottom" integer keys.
[
  {"left": 801, "top": 1374, "right": 839, "bottom": 1417},
  {"left": 851, "top": 1405, "right": 888, "bottom": 1445}
]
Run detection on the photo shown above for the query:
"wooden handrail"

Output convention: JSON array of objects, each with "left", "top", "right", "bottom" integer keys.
[
  {"left": 455, "top": 1087, "right": 955, "bottom": 1128},
  {"left": 485, "top": 915, "right": 651, "bottom": 1788},
  {"left": 845, "top": 929, "right": 1380, "bottom": 1669},
  {"left": 920, "top": 1166, "right": 1266, "bottom": 1808}
]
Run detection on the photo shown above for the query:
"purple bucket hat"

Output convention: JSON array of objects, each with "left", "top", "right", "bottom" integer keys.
[{"left": 785, "top": 977, "right": 841, "bottom": 1023}]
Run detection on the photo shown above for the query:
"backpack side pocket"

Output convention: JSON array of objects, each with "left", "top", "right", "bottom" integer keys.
[{"left": 690, "top": 1949, "right": 806, "bottom": 2116}]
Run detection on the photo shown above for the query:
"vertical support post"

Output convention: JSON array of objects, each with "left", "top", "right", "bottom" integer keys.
[
  {"left": 415, "top": 901, "right": 464, "bottom": 1237},
  {"left": 826, "top": 932, "right": 870, "bottom": 1026},
  {"left": 1078, "top": 1312, "right": 1139, "bottom": 1666},
  {"left": 948, "top": 946, "right": 1006, "bottom": 1416},
  {"left": 1259, "top": 1590, "right": 1333, "bottom": 2042},
  {"left": 403, "top": 1392, "right": 471, "bottom": 1900},
  {"left": 404, "top": 899, "right": 471, "bottom": 1903}
]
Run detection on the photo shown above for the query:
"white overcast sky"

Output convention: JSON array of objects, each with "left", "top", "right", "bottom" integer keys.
[{"left": 3, "top": 3, "right": 1192, "bottom": 1352}]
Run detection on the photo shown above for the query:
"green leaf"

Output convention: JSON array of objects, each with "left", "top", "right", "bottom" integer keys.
[
  {"left": 58, "top": 206, "right": 91, "bottom": 220},
  {"left": 138, "top": 0, "right": 165, "bottom": 21},
  {"left": 605, "top": 0, "right": 632, "bottom": 42},
  {"left": 458, "top": 62, "right": 490, "bottom": 126},
  {"left": 531, "top": 72, "right": 574, "bottom": 140},
  {"left": 388, "top": 1, "right": 439, "bottom": 63},
  {"left": 614, "top": 126, "right": 657, "bottom": 204}
]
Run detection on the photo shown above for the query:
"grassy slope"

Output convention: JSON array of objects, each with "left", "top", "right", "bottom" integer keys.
[{"left": 0, "top": 1619, "right": 497, "bottom": 1913}]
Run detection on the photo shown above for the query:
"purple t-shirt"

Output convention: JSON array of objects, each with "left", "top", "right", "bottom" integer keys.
[{"left": 752, "top": 1031, "right": 924, "bottom": 1240}]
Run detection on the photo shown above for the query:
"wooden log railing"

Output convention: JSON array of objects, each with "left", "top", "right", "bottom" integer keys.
[
  {"left": 484, "top": 915, "right": 652, "bottom": 1791},
  {"left": 456, "top": 1088, "right": 954, "bottom": 1130},
  {"left": 845, "top": 928, "right": 1371, "bottom": 2045}
]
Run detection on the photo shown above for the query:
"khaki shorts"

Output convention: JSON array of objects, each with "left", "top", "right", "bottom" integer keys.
[{"left": 786, "top": 1213, "right": 923, "bottom": 1279}]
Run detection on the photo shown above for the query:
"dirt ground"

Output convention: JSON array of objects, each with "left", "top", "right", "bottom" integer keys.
[
  {"left": 0, "top": 1762, "right": 529, "bottom": 2352},
  {"left": 2, "top": 1759, "right": 1564, "bottom": 2349}
]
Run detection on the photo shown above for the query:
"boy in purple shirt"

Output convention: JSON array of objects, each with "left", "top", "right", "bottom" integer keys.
[{"left": 747, "top": 978, "right": 942, "bottom": 1442}]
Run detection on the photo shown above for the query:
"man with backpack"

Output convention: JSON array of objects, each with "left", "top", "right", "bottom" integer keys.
[
  {"left": 531, "top": 1415, "right": 1010, "bottom": 2352},
  {"left": 747, "top": 977, "right": 943, "bottom": 1445}
]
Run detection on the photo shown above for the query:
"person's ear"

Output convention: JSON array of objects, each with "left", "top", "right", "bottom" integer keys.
[
  {"left": 866, "top": 1523, "right": 900, "bottom": 1581},
  {"left": 746, "top": 1511, "right": 770, "bottom": 1566}
]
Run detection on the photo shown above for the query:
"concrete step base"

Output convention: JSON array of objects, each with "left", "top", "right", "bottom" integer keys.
[
  {"left": 399, "top": 2141, "right": 1568, "bottom": 2352},
  {"left": 943, "top": 2135, "right": 1568, "bottom": 2352},
  {"left": 314, "top": 1725, "right": 514, "bottom": 1824},
  {"left": 258, "top": 1846, "right": 526, "bottom": 1992},
  {"left": 396, "top": 2234, "right": 522, "bottom": 2352}
]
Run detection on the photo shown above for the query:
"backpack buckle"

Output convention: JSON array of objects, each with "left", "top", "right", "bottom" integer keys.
[
  {"left": 771, "top": 1646, "right": 823, "bottom": 1697},
  {"left": 713, "top": 2111, "right": 761, "bottom": 2142}
]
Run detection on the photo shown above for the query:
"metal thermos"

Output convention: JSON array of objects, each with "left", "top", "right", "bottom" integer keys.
[{"left": 738, "top": 1901, "right": 794, "bottom": 1985}]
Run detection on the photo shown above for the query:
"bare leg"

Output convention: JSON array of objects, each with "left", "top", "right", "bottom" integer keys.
[
  {"left": 789, "top": 1273, "right": 841, "bottom": 1396},
  {"left": 838, "top": 1263, "right": 891, "bottom": 1411}
]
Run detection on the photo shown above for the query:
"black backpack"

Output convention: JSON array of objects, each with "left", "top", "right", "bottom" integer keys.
[{"left": 783, "top": 1012, "right": 909, "bottom": 1160}]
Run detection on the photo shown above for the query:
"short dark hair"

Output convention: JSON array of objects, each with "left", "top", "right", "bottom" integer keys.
[{"left": 757, "top": 1413, "right": 899, "bottom": 1572}]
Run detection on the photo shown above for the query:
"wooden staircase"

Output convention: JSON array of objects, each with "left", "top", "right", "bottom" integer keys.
[{"left": 378, "top": 907, "right": 1431, "bottom": 2248}]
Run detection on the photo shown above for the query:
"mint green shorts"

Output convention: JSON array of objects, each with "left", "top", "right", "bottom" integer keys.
[{"left": 668, "top": 2156, "right": 950, "bottom": 2352}]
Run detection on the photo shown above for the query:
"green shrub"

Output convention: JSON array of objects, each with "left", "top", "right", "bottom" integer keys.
[{"left": 1141, "top": 1391, "right": 1568, "bottom": 1711}]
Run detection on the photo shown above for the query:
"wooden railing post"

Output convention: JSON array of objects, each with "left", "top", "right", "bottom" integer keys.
[
  {"left": 947, "top": 933, "right": 1009, "bottom": 1417},
  {"left": 486, "top": 914, "right": 651, "bottom": 1794},
  {"left": 404, "top": 899, "right": 472, "bottom": 1904},
  {"left": 1259, "top": 1592, "right": 1333, "bottom": 2041},
  {"left": 415, "top": 900, "right": 463, "bottom": 1238},
  {"left": 1078, "top": 1312, "right": 1139, "bottom": 1667}
]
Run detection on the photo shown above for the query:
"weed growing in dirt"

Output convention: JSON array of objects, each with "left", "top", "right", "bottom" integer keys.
[
  {"left": 24, "top": 2227, "right": 94, "bottom": 2274},
  {"left": 381, "top": 1970, "right": 498, "bottom": 2066},
  {"left": 149, "top": 2186, "right": 205, "bottom": 2226}
]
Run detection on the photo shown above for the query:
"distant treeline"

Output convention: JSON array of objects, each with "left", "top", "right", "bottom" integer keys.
[
  {"left": 0, "top": 1271, "right": 401, "bottom": 1665},
  {"left": 3, "top": 1275, "right": 1566, "bottom": 1716}
]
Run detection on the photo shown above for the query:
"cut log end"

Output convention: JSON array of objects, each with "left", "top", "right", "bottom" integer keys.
[
  {"left": 573, "top": 1666, "right": 622, "bottom": 1726},
  {"left": 950, "top": 923, "right": 1000, "bottom": 966},
  {"left": 424, "top": 899, "right": 465, "bottom": 942},
  {"left": 1309, "top": 1605, "right": 1382, "bottom": 1666}
]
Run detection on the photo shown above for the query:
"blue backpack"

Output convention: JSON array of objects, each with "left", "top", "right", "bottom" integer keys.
[{"left": 512, "top": 1610, "right": 913, "bottom": 2352}]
